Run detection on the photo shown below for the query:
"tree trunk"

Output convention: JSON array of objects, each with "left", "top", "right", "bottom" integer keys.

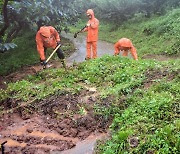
[
  {"left": 0, "top": 0, "right": 10, "bottom": 37},
  {"left": 5, "top": 27, "right": 21, "bottom": 43},
  {"left": 6, "top": 22, "right": 22, "bottom": 42}
]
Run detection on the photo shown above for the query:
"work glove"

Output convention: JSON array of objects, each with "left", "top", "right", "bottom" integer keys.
[
  {"left": 57, "top": 41, "right": 61, "bottom": 47},
  {"left": 40, "top": 59, "right": 47, "bottom": 69},
  {"left": 86, "top": 23, "right": 91, "bottom": 27}
]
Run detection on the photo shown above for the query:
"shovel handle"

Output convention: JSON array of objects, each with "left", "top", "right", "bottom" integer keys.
[
  {"left": 74, "top": 25, "right": 87, "bottom": 38},
  {"left": 45, "top": 44, "right": 61, "bottom": 64}
]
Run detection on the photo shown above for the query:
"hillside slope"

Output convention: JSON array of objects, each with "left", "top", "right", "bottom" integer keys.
[{"left": 0, "top": 56, "right": 179, "bottom": 153}]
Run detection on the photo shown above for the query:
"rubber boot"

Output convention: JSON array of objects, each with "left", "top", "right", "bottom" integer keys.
[{"left": 61, "top": 59, "right": 67, "bottom": 71}]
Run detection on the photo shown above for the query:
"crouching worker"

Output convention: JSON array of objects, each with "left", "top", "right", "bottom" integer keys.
[
  {"left": 36, "top": 26, "right": 65, "bottom": 69},
  {"left": 114, "top": 38, "right": 138, "bottom": 60}
]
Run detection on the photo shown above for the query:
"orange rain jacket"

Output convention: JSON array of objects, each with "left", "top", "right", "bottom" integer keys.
[
  {"left": 84, "top": 9, "right": 99, "bottom": 42},
  {"left": 36, "top": 26, "right": 60, "bottom": 60},
  {"left": 114, "top": 38, "right": 138, "bottom": 60}
]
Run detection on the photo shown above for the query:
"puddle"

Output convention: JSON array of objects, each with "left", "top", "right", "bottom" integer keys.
[{"left": 54, "top": 133, "right": 107, "bottom": 154}]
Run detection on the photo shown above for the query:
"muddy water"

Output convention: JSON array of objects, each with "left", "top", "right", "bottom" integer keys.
[
  {"left": 0, "top": 89, "right": 110, "bottom": 153},
  {"left": 53, "top": 134, "right": 107, "bottom": 154}
]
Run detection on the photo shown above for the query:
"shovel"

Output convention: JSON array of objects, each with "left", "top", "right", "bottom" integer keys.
[
  {"left": 74, "top": 25, "right": 87, "bottom": 38},
  {"left": 45, "top": 44, "right": 61, "bottom": 64},
  {"left": 43, "top": 44, "right": 67, "bottom": 71},
  {"left": 1, "top": 141, "right": 7, "bottom": 154}
]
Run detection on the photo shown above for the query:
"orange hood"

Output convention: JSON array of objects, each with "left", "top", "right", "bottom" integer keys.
[
  {"left": 39, "top": 26, "right": 51, "bottom": 37},
  {"left": 120, "top": 38, "right": 133, "bottom": 48},
  {"left": 86, "top": 9, "right": 95, "bottom": 19}
]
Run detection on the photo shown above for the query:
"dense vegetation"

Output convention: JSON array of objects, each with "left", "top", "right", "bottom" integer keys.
[
  {"left": 0, "top": 0, "right": 78, "bottom": 51},
  {"left": 74, "top": 0, "right": 180, "bottom": 22}
]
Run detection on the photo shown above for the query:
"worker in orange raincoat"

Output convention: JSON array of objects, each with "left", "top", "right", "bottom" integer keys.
[
  {"left": 82, "top": 9, "right": 99, "bottom": 60},
  {"left": 114, "top": 38, "right": 138, "bottom": 60},
  {"left": 36, "top": 26, "right": 65, "bottom": 67}
]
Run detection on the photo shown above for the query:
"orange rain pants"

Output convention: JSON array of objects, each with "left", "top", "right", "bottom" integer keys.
[
  {"left": 36, "top": 26, "right": 60, "bottom": 61},
  {"left": 114, "top": 38, "right": 138, "bottom": 60},
  {"left": 84, "top": 9, "right": 99, "bottom": 59},
  {"left": 86, "top": 42, "right": 97, "bottom": 59}
]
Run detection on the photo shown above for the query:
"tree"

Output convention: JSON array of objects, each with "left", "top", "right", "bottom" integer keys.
[
  {"left": 0, "top": 0, "right": 79, "bottom": 52},
  {"left": 73, "top": 0, "right": 180, "bottom": 22},
  {"left": 0, "top": 0, "right": 20, "bottom": 52}
]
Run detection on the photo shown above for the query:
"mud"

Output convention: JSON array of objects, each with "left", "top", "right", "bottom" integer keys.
[
  {"left": 0, "top": 61, "right": 68, "bottom": 90},
  {"left": 143, "top": 68, "right": 179, "bottom": 89},
  {"left": 142, "top": 54, "right": 180, "bottom": 61},
  {"left": 0, "top": 90, "right": 111, "bottom": 153}
]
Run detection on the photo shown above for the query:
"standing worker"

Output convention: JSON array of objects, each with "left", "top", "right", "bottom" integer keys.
[
  {"left": 36, "top": 26, "right": 65, "bottom": 68},
  {"left": 82, "top": 9, "right": 99, "bottom": 60},
  {"left": 114, "top": 38, "right": 138, "bottom": 60}
]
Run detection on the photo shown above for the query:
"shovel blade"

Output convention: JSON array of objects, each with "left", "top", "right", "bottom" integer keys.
[{"left": 74, "top": 33, "right": 78, "bottom": 38}]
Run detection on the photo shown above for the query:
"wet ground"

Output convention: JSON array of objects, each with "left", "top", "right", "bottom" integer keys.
[
  {"left": 0, "top": 33, "right": 115, "bottom": 90},
  {"left": 63, "top": 32, "right": 115, "bottom": 65},
  {"left": 0, "top": 89, "right": 111, "bottom": 153},
  {"left": 0, "top": 34, "right": 114, "bottom": 152}
]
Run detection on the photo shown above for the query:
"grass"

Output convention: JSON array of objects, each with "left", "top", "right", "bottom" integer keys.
[
  {"left": 0, "top": 56, "right": 179, "bottom": 153},
  {"left": 70, "top": 8, "right": 180, "bottom": 57},
  {"left": 1, "top": 56, "right": 179, "bottom": 102},
  {"left": 97, "top": 78, "right": 180, "bottom": 154},
  {"left": 0, "top": 55, "right": 179, "bottom": 153}
]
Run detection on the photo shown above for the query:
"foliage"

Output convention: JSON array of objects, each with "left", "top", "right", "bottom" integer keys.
[
  {"left": 76, "top": 56, "right": 159, "bottom": 98},
  {"left": 73, "top": 0, "right": 180, "bottom": 23},
  {"left": 0, "top": 32, "right": 37, "bottom": 75},
  {"left": 98, "top": 78, "right": 180, "bottom": 153},
  {"left": 0, "top": 55, "right": 179, "bottom": 102},
  {"left": 0, "top": 42, "right": 17, "bottom": 52},
  {"left": 0, "top": 0, "right": 79, "bottom": 52},
  {"left": 8, "top": 0, "right": 79, "bottom": 31}
]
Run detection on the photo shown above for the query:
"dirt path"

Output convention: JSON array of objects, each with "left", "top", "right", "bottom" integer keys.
[
  {"left": 63, "top": 32, "right": 114, "bottom": 65},
  {"left": 64, "top": 32, "right": 179, "bottom": 64}
]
